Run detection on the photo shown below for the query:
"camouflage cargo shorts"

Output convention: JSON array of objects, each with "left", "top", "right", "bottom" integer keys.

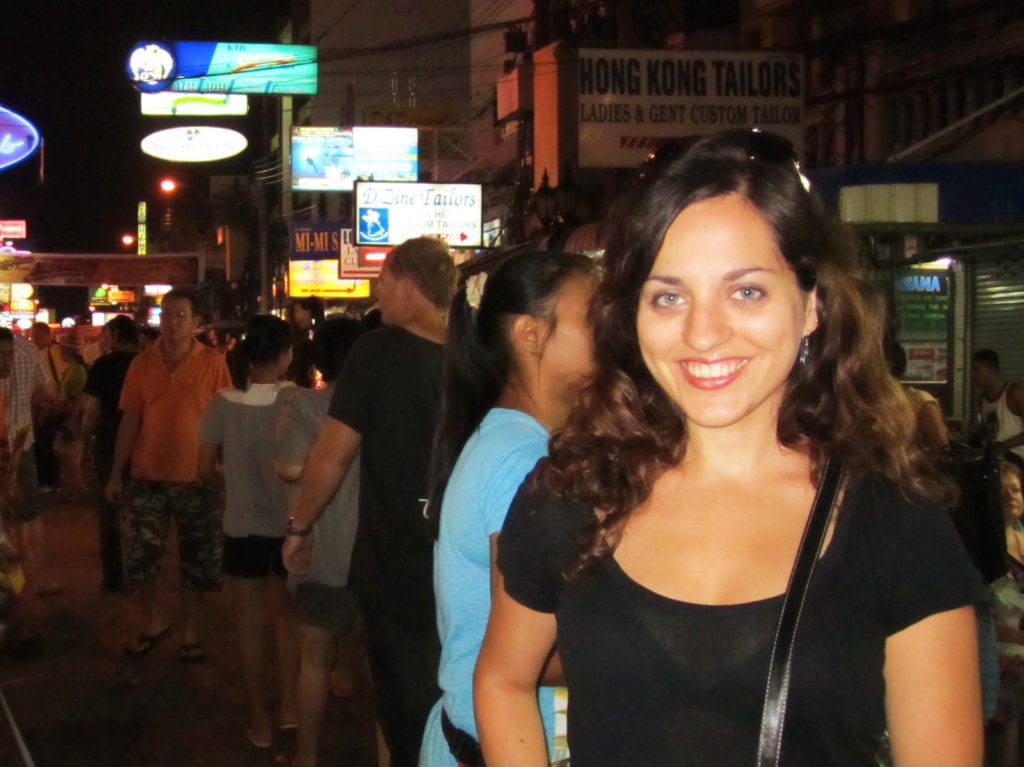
[{"left": 123, "top": 479, "right": 222, "bottom": 591}]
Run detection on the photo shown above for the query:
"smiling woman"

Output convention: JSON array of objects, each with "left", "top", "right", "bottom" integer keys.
[
  {"left": 473, "top": 130, "right": 984, "bottom": 767},
  {"left": 636, "top": 194, "right": 817, "bottom": 434}
]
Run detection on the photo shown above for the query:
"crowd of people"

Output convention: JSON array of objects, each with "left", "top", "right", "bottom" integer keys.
[{"left": 2, "top": 128, "right": 1022, "bottom": 765}]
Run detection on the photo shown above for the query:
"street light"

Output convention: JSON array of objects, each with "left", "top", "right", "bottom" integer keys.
[
  {"left": 153, "top": 177, "right": 214, "bottom": 250},
  {"left": 120, "top": 233, "right": 136, "bottom": 248},
  {"left": 532, "top": 169, "right": 559, "bottom": 228}
]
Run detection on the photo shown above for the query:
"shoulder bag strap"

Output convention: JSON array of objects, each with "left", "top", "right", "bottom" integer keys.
[{"left": 756, "top": 457, "right": 844, "bottom": 767}]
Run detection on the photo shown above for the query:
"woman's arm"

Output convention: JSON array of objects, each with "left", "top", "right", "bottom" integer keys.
[
  {"left": 884, "top": 605, "right": 982, "bottom": 766},
  {"left": 475, "top": 563, "right": 557, "bottom": 767},
  {"left": 487, "top": 535, "right": 564, "bottom": 686}
]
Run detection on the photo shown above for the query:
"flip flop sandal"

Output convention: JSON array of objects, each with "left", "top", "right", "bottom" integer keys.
[{"left": 122, "top": 625, "right": 172, "bottom": 657}]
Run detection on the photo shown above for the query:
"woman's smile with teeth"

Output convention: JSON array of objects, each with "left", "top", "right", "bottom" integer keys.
[{"left": 683, "top": 359, "right": 748, "bottom": 379}]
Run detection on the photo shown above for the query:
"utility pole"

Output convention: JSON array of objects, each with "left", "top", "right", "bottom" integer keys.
[{"left": 252, "top": 178, "right": 270, "bottom": 311}]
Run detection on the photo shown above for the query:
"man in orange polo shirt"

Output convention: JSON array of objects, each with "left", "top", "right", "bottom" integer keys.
[{"left": 105, "top": 288, "right": 231, "bottom": 660}]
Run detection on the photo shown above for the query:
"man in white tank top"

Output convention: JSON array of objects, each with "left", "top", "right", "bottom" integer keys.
[{"left": 971, "top": 348, "right": 1024, "bottom": 461}]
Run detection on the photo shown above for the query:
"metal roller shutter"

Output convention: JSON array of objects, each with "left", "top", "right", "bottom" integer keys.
[{"left": 971, "top": 251, "right": 1024, "bottom": 383}]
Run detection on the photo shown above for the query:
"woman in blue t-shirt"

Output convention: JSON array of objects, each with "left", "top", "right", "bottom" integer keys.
[{"left": 419, "top": 250, "right": 596, "bottom": 766}]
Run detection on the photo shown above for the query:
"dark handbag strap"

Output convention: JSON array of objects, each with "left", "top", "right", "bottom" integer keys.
[
  {"left": 441, "top": 708, "right": 486, "bottom": 767},
  {"left": 756, "top": 457, "right": 844, "bottom": 767}
]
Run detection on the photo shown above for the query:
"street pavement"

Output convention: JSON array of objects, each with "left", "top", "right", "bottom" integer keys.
[{"left": 0, "top": 493, "right": 380, "bottom": 767}]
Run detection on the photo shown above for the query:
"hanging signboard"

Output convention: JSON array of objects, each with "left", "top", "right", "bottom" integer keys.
[
  {"left": 141, "top": 92, "right": 249, "bottom": 116},
  {"left": 290, "top": 222, "right": 344, "bottom": 261},
  {"left": 126, "top": 41, "right": 317, "bottom": 96},
  {"left": 340, "top": 245, "right": 391, "bottom": 279},
  {"left": 575, "top": 48, "right": 804, "bottom": 168},
  {"left": 354, "top": 182, "right": 482, "bottom": 247},
  {"left": 288, "top": 259, "right": 371, "bottom": 299},
  {"left": 0, "top": 220, "right": 28, "bottom": 239},
  {"left": 291, "top": 126, "right": 419, "bottom": 192},
  {"left": 141, "top": 126, "right": 248, "bottom": 162}
]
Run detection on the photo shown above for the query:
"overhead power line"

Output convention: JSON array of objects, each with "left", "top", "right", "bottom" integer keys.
[{"left": 318, "top": 13, "right": 536, "bottom": 63}]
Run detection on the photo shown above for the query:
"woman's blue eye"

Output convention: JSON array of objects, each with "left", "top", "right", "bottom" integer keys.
[
  {"left": 733, "top": 285, "right": 764, "bottom": 301},
  {"left": 653, "top": 292, "right": 681, "bottom": 308}
]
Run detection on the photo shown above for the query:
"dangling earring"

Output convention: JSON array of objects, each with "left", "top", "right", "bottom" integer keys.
[{"left": 798, "top": 335, "right": 810, "bottom": 365}]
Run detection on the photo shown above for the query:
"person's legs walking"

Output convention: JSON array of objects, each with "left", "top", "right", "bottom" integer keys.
[
  {"left": 229, "top": 575, "right": 274, "bottom": 745},
  {"left": 266, "top": 574, "right": 299, "bottom": 727},
  {"left": 122, "top": 480, "right": 172, "bottom": 650},
  {"left": 12, "top": 450, "right": 58, "bottom": 595},
  {"left": 173, "top": 484, "right": 221, "bottom": 650},
  {"left": 92, "top": 453, "right": 123, "bottom": 591},
  {"left": 294, "top": 622, "right": 334, "bottom": 767},
  {"left": 362, "top": 605, "right": 441, "bottom": 767}
]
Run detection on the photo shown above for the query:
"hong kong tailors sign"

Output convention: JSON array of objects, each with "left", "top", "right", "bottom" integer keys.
[{"left": 576, "top": 49, "right": 804, "bottom": 168}]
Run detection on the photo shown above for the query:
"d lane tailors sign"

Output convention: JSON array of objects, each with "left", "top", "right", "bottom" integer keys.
[
  {"left": 354, "top": 182, "right": 482, "bottom": 248},
  {"left": 577, "top": 49, "right": 804, "bottom": 168}
]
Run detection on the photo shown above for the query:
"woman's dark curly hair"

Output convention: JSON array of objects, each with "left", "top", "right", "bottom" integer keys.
[{"left": 535, "top": 129, "right": 948, "bottom": 569}]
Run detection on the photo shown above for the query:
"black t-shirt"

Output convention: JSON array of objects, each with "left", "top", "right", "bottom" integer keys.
[
  {"left": 499, "top": 471, "right": 980, "bottom": 766},
  {"left": 328, "top": 325, "right": 443, "bottom": 627},
  {"left": 82, "top": 350, "right": 138, "bottom": 456}
]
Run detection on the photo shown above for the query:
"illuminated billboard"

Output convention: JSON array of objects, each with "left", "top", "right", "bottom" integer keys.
[
  {"left": 127, "top": 41, "right": 317, "bottom": 96},
  {"left": 291, "top": 127, "right": 418, "bottom": 192},
  {"left": 0, "top": 220, "right": 27, "bottom": 239},
  {"left": 141, "top": 126, "right": 248, "bottom": 162},
  {"left": 354, "top": 182, "right": 482, "bottom": 247},
  {"left": 288, "top": 260, "right": 371, "bottom": 299},
  {"left": 141, "top": 92, "right": 249, "bottom": 116},
  {"left": 0, "top": 105, "right": 41, "bottom": 172}
]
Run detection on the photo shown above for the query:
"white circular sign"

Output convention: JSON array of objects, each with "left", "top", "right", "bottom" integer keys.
[{"left": 140, "top": 126, "right": 248, "bottom": 162}]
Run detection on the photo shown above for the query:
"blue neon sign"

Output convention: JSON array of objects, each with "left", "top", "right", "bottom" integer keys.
[{"left": 0, "top": 105, "right": 41, "bottom": 172}]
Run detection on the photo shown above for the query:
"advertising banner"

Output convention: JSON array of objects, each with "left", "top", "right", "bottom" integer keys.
[
  {"left": 576, "top": 48, "right": 804, "bottom": 168},
  {"left": 354, "top": 182, "right": 482, "bottom": 247},
  {"left": 127, "top": 41, "right": 317, "bottom": 96},
  {"left": 291, "top": 127, "right": 418, "bottom": 192}
]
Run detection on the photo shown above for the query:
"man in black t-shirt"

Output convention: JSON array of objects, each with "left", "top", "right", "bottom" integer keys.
[
  {"left": 80, "top": 316, "right": 139, "bottom": 592},
  {"left": 283, "top": 236, "right": 458, "bottom": 767}
]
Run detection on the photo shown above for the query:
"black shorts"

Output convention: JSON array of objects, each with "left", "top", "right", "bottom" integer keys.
[{"left": 222, "top": 535, "right": 287, "bottom": 578}]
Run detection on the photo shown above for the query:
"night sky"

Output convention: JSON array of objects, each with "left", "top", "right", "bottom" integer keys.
[{"left": 1, "top": 0, "right": 287, "bottom": 255}]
